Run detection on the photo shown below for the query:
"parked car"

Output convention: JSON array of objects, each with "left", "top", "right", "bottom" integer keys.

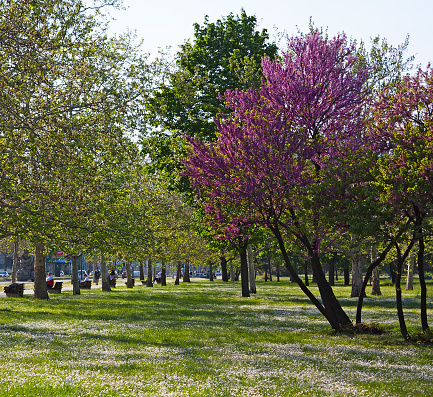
[
  {"left": 133, "top": 271, "right": 141, "bottom": 278},
  {"left": 194, "top": 273, "right": 207, "bottom": 278},
  {"left": 0, "top": 271, "right": 9, "bottom": 278}
]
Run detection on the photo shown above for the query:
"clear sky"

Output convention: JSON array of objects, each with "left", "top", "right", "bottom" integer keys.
[{"left": 107, "top": 0, "right": 432, "bottom": 69}]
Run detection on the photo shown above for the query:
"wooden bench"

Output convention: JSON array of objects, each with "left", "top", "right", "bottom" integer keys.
[
  {"left": 79, "top": 280, "right": 92, "bottom": 289},
  {"left": 4, "top": 283, "right": 24, "bottom": 297},
  {"left": 109, "top": 278, "right": 116, "bottom": 287},
  {"left": 47, "top": 282, "right": 63, "bottom": 294}
]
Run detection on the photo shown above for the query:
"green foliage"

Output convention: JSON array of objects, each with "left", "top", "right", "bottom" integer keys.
[{"left": 141, "top": 9, "right": 278, "bottom": 191}]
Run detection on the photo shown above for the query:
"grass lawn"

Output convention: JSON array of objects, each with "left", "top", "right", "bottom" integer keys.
[{"left": 0, "top": 278, "right": 431, "bottom": 396}]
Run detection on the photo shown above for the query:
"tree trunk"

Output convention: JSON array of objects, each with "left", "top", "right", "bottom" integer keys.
[
  {"left": 220, "top": 256, "right": 228, "bottom": 282},
  {"left": 276, "top": 261, "right": 280, "bottom": 282},
  {"left": 247, "top": 244, "right": 256, "bottom": 293},
  {"left": 268, "top": 256, "right": 273, "bottom": 281},
  {"left": 161, "top": 260, "right": 167, "bottom": 286},
  {"left": 395, "top": 243, "right": 411, "bottom": 341},
  {"left": 12, "top": 237, "right": 18, "bottom": 284},
  {"left": 139, "top": 261, "right": 144, "bottom": 281},
  {"left": 126, "top": 262, "right": 133, "bottom": 288},
  {"left": 229, "top": 259, "right": 234, "bottom": 281},
  {"left": 351, "top": 252, "right": 364, "bottom": 297},
  {"left": 100, "top": 253, "right": 110, "bottom": 291},
  {"left": 146, "top": 258, "right": 153, "bottom": 287},
  {"left": 417, "top": 232, "right": 429, "bottom": 331},
  {"left": 34, "top": 243, "right": 48, "bottom": 300},
  {"left": 71, "top": 255, "right": 80, "bottom": 295},
  {"left": 264, "top": 258, "right": 268, "bottom": 282},
  {"left": 343, "top": 267, "right": 350, "bottom": 285},
  {"left": 271, "top": 226, "right": 342, "bottom": 330},
  {"left": 304, "top": 261, "right": 309, "bottom": 286},
  {"left": 328, "top": 262, "right": 335, "bottom": 286},
  {"left": 310, "top": 252, "right": 352, "bottom": 329},
  {"left": 389, "top": 263, "right": 396, "bottom": 284},
  {"left": 371, "top": 246, "right": 382, "bottom": 296},
  {"left": 175, "top": 261, "right": 181, "bottom": 285},
  {"left": 239, "top": 244, "right": 250, "bottom": 297},
  {"left": 406, "top": 252, "right": 414, "bottom": 291},
  {"left": 183, "top": 259, "right": 190, "bottom": 282},
  {"left": 208, "top": 260, "right": 214, "bottom": 281}
]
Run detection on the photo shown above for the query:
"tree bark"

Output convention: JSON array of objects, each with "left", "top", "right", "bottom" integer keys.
[
  {"left": 247, "top": 244, "right": 256, "bottom": 293},
  {"left": 139, "top": 261, "right": 144, "bottom": 282},
  {"left": 71, "top": 255, "right": 80, "bottom": 295},
  {"left": 343, "top": 267, "right": 350, "bottom": 285},
  {"left": 220, "top": 256, "right": 228, "bottom": 282},
  {"left": 146, "top": 258, "right": 153, "bottom": 287},
  {"left": 272, "top": 226, "right": 342, "bottom": 330},
  {"left": 34, "top": 243, "right": 48, "bottom": 300},
  {"left": 239, "top": 244, "right": 250, "bottom": 297},
  {"left": 417, "top": 233, "right": 429, "bottom": 331},
  {"left": 304, "top": 261, "right": 309, "bottom": 286},
  {"left": 161, "top": 260, "right": 167, "bottom": 286},
  {"left": 208, "top": 260, "right": 214, "bottom": 281},
  {"left": 100, "top": 253, "right": 111, "bottom": 291},
  {"left": 328, "top": 262, "right": 335, "bottom": 286},
  {"left": 175, "top": 261, "right": 181, "bottom": 285},
  {"left": 395, "top": 243, "right": 411, "bottom": 341},
  {"left": 229, "top": 259, "right": 234, "bottom": 281},
  {"left": 406, "top": 252, "right": 414, "bottom": 291},
  {"left": 351, "top": 252, "right": 364, "bottom": 297},
  {"left": 371, "top": 246, "right": 382, "bottom": 296},
  {"left": 183, "top": 259, "right": 190, "bottom": 282},
  {"left": 126, "top": 262, "right": 133, "bottom": 288},
  {"left": 12, "top": 237, "right": 18, "bottom": 284}
]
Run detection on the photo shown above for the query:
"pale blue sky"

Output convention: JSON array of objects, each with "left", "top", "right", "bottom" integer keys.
[{"left": 108, "top": 0, "right": 432, "bottom": 69}]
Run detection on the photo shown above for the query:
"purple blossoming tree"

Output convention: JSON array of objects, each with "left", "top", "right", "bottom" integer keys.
[{"left": 185, "top": 30, "right": 369, "bottom": 331}]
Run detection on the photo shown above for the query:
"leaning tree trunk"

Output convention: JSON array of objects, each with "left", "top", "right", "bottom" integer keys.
[
  {"left": 146, "top": 258, "right": 153, "bottom": 287},
  {"left": 34, "top": 243, "right": 48, "bottom": 300},
  {"left": 126, "top": 262, "right": 133, "bottom": 288},
  {"left": 220, "top": 256, "right": 228, "bottom": 282},
  {"left": 406, "top": 252, "right": 414, "bottom": 291},
  {"left": 239, "top": 244, "right": 250, "bottom": 297},
  {"left": 71, "top": 255, "right": 80, "bottom": 295},
  {"left": 100, "top": 253, "right": 110, "bottom": 291},
  {"left": 12, "top": 237, "right": 18, "bottom": 284},
  {"left": 371, "top": 246, "right": 382, "bottom": 296},
  {"left": 247, "top": 244, "right": 256, "bottom": 293},
  {"left": 310, "top": 252, "right": 352, "bottom": 329},
  {"left": 183, "top": 259, "right": 191, "bottom": 283},
  {"left": 175, "top": 261, "right": 181, "bottom": 285}
]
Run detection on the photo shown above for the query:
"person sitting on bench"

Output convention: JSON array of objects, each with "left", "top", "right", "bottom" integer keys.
[{"left": 46, "top": 272, "right": 54, "bottom": 288}]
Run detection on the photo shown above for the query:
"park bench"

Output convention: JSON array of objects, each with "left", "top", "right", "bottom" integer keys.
[
  {"left": 4, "top": 283, "right": 24, "bottom": 297},
  {"left": 109, "top": 278, "right": 116, "bottom": 287},
  {"left": 80, "top": 280, "right": 92, "bottom": 289},
  {"left": 47, "top": 282, "right": 63, "bottom": 294}
]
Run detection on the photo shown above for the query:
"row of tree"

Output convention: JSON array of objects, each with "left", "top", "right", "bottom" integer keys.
[{"left": 1, "top": 1, "right": 430, "bottom": 341}]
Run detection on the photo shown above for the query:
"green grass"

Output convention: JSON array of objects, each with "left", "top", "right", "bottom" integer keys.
[{"left": 0, "top": 278, "right": 431, "bottom": 396}]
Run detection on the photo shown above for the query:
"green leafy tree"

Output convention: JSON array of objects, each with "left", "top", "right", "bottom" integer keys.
[{"left": 142, "top": 9, "right": 278, "bottom": 191}]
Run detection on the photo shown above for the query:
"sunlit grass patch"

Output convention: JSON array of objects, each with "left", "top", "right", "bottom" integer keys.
[{"left": 0, "top": 279, "right": 431, "bottom": 396}]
